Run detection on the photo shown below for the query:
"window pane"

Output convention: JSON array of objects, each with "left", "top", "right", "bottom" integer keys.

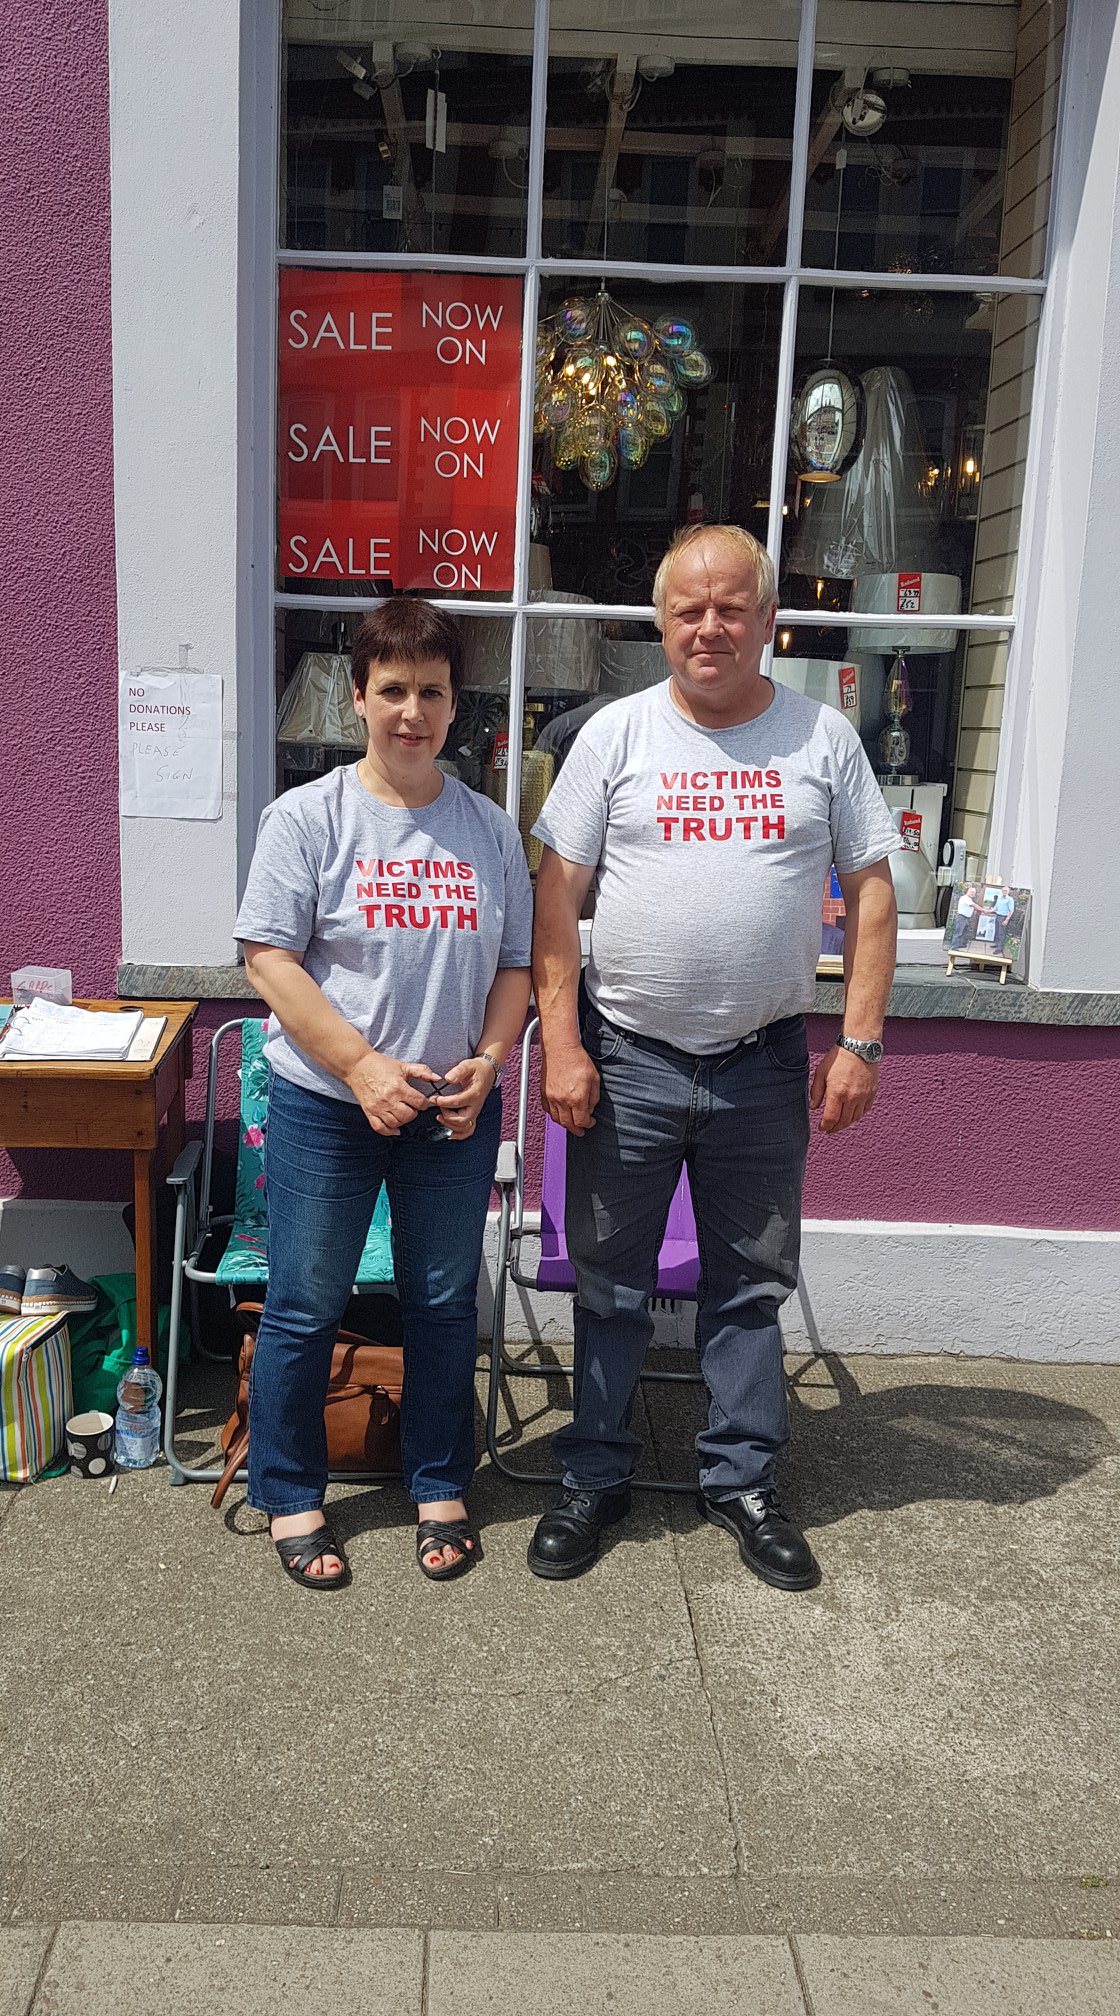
[
  {"left": 275, "top": 606, "right": 512, "bottom": 805},
  {"left": 770, "top": 624, "right": 1012, "bottom": 882},
  {"left": 278, "top": 268, "right": 523, "bottom": 600},
  {"left": 281, "top": 1, "right": 533, "bottom": 256},
  {"left": 780, "top": 286, "right": 1040, "bottom": 621},
  {"left": 544, "top": 2, "right": 800, "bottom": 265},
  {"left": 536, "top": 279, "right": 783, "bottom": 603},
  {"left": 807, "top": 2, "right": 1064, "bottom": 279}
]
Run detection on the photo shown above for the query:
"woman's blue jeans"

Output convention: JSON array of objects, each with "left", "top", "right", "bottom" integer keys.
[{"left": 246, "top": 1069, "right": 501, "bottom": 1516}]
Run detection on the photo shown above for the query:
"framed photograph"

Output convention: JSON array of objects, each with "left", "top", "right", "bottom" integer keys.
[{"left": 944, "top": 880, "right": 1030, "bottom": 982}]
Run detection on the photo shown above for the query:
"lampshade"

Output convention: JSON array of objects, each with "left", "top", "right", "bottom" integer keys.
[
  {"left": 848, "top": 572, "right": 962, "bottom": 654},
  {"left": 772, "top": 656, "right": 862, "bottom": 732},
  {"left": 276, "top": 652, "right": 366, "bottom": 747},
  {"left": 460, "top": 587, "right": 600, "bottom": 693}
]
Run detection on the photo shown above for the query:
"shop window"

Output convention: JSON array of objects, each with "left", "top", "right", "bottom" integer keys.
[
  {"left": 536, "top": 281, "right": 784, "bottom": 606},
  {"left": 275, "top": 607, "right": 517, "bottom": 812},
  {"left": 805, "top": 0, "right": 1065, "bottom": 282},
  {"left": 544, "top": 2, "right": 800, "bottom": 267},
  {"left": 281, "top": 2, "right": 533, "bottom": 257},
  {"left": 274, "top": 1, "right": 1064, "bottom": 899}
]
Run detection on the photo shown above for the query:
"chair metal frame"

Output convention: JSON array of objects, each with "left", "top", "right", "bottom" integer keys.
[
  {"left": 484, "top": 1015, "right": 708, "bottom": 1495},
  {"left": 162, "top": 1016, "right": 398, "bottom": 1490}
]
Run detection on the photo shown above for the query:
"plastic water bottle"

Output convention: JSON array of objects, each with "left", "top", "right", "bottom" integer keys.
[{"left": 114, "top": 1346, "right": 163, "bottom": 1469}]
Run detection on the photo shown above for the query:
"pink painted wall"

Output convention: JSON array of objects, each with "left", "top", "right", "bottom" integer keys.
[{"left": 0, "top": 0, "right": 119, "bottom": 1203}]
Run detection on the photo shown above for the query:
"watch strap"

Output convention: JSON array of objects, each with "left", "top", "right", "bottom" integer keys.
[
  {"left": 837, "top": 1034, "right": 883, "bottom": 1063},
  {"left": 476, "top": 1051, "right": 503, "bottom": 1083}
]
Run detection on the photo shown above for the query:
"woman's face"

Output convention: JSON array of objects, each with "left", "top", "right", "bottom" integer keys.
[{"left": 354, "top": 656, "right": 456, "bottom": 774}]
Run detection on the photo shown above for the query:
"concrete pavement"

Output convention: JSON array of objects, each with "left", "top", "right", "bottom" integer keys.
[
  {"left": 2, "top": 1927, "right": 1120, "bottom": 2014},
  {"left": 1, "top": 1346, "right": 1118, "bottom": 2009}
]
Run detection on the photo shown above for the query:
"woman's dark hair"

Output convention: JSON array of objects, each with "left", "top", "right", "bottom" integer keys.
[{"left": 350, "top": 599, "right": 464, "bottom": 700}]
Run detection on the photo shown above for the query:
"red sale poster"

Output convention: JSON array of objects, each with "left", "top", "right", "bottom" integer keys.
[{"left": 278, "top": 270, "right": 522, "bottom": 592}]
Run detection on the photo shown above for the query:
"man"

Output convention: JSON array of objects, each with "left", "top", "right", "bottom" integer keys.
[{"left": 527, "top": 524, "right": 900, "bottom": 1589}]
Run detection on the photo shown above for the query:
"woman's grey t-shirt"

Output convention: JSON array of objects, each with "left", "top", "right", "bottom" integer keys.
[
  {"left": 532, "top": 678, "right": 900, "bottom": 1053},
  {"left": 234, "top": 766, "right": 533, "bottom": 1100}
]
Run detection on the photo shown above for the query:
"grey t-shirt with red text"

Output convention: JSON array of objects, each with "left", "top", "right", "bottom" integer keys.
[
  {"left": 532, "top": 678, "right": 900, "bottom": 1053},
  {"left": 234, "top": 765, "right": 533, "bottom": 1100}
]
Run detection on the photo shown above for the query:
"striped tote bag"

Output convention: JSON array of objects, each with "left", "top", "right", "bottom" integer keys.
[{"left": 0, "top": 1312, "right": 74, "bottom": 1481}]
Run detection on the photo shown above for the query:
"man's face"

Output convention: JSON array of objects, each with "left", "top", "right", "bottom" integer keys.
[{"left": 659, "top": 540, "right": 777, "bottom": 722}]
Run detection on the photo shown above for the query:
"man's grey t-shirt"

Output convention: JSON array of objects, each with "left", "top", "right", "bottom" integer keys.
[
  {"left": 234, "top": 765, "right": 533, "bottom": 1100},
  {"left": 532, "top": 678, "right": 900, "bottom": 1053}
]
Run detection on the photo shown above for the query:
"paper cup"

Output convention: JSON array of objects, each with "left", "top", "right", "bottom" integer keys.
[{"left": 66, "top": 1411, "right": 115, "bottom": 1478}]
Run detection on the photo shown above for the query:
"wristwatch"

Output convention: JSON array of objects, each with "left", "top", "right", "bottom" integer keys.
[
  {"left": 837, "top": 1034, "right": 884, "bottom": 1065},
  {"left": 475, "top": 1051, "right": 504, "bottom": 1085}
]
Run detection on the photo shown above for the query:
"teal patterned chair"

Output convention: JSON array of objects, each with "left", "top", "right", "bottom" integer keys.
[{"left": 163, "top": 1017, "right": 394, "bottom": 1487}]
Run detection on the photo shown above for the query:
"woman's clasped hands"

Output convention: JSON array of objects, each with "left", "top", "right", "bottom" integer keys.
[{"left": 346, "top": 1051, "right": 495, "bottom": 1139}]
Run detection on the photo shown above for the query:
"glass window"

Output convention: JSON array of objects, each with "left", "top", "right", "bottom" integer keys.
[
  {"left": 807, "top": 1, "right": 1065, "bottom": 279},
  {"left": 544, "top": 2, "right": 800, "bottom": 266},
  {"left": 769, "top": 626, "right": 1011, "bottom": 898},
  {"left": 536, "top": 280, "right": 783, "bottom": 603},
  {"left": 780, "top": 287, "right": 1041, "bottom": 621},
  {"left": 281, "top": 1, "right": 533, "bottom": 256},
  {"left": 272, "top": 1, "right": 1063, "bottom": 883},
  {"left": 275, "top": 605, "right": 513, "bottom": 801}
]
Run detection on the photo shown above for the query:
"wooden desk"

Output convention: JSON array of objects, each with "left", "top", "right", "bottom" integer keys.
[{"left": 0, "top": 1000, "right": 197, "bottom": 1363}]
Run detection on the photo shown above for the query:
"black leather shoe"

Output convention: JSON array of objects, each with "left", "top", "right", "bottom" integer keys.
[
  {"left": 697, "top": 1488, "right": 819, "bottom": 1591},
  {"left": 528, "top": 1484, "right": 632, "bottom": 1580}
]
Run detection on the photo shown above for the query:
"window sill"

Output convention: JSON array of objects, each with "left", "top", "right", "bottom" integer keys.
[{"left": 118, "top": 958, "right": 1120, "bottom": 1027}]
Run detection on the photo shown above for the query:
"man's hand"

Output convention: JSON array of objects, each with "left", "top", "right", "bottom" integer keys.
[
  {"left": 346, "top": 1052, "right": 441, "bottom": 1137},
  {"left": 809, "top": 1044, "right": 879, "bottom": 1134},
  {"left": 541, "top": 1040, "right": 600, "bottom": 1136}
]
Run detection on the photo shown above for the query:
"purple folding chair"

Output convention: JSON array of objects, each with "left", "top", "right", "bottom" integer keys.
[{"left": 485, "top": 1017, "right": 706, "bottom": 1493}]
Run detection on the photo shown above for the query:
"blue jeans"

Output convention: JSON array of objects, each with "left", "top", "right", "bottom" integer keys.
[
  {"left": 247, "top": 1069, "right": 501, "bottom": 1516},
  {"left": 556, "top": 1004, "right": 810, "bottom": 1497}
]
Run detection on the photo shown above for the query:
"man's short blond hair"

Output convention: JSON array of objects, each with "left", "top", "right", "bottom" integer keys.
[{"left": 652, "top": 523, "right": 777, "bottom": 631}]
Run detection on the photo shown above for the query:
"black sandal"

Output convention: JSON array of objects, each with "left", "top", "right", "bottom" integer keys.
[
  {"left": 271, "top": 1520, "right": 351, "bottom": 1591},
  {"left": 416, "top": 1516, "right": 480, "bottom": 1582}
]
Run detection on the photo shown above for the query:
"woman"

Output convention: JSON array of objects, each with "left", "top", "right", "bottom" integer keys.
[{"left": 234, "top": 600, "right": 532, "bottom": 1589}]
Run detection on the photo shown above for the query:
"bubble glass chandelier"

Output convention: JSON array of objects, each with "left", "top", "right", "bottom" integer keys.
[{"left": 534, "top": 289, "right": 714, "bottom": 491}]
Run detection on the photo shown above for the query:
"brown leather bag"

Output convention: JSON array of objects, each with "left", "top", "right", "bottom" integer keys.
[{"left": 211, "top": 1302, "right": 404, "bottom": 1509}]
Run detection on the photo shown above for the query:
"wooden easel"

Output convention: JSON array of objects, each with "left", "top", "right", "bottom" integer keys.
[{"left": 945, "top": 949, "right": 1013, "bottom": 985}]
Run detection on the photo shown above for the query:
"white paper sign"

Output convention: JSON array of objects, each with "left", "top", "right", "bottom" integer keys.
[{"left": 119, "top": 669, "right": 223, "bottom": 819}]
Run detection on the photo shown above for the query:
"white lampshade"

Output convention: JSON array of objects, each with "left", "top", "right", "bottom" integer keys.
[
  {"left": 848, "top": 572, "right": 961, "bottom": 654},
  {"left": 772, "top": 656, "right": 863, "bottom": 732},
  {"left": 276, "top": 652, "right": 366, "bottom": 747}
]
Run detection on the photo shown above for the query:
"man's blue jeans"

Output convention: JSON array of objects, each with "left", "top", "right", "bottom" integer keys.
[
  {"left": 247, "top": 1069, "right": 501, "bottom": 1517},
  {"left": 556, "top": 1004, "right": 810, "bottom": 1498}
]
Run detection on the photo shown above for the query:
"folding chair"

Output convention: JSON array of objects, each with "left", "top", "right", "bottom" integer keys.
[
  {"left": 163, "top": 1016, "right": 396, "bottom": 1488},
  {"left": 485, "top": 1015, "right": 706, "bottom": 1494}
]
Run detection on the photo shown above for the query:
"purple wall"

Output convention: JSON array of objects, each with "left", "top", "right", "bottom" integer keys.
[
  {"left": 801, "top": 1016, "right": 1120, "bottom": 1232},
  {"left": 519, "top": 1016, "right": 1120, "bottom": 1233},
  {"left": 1, "top": 4, "right": 1115, "bottom": 1239},
  {"left": 0, "top": 0, "right": 119, "bottom": 1203}
]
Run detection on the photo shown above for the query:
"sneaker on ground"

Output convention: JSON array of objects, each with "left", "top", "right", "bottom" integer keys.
[{"left": 20, "top": 1265, "right": 99, "bottom": 1317}]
